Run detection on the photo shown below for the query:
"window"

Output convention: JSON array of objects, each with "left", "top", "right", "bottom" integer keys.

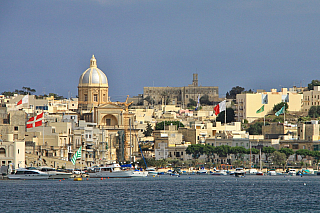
[
  {"left": 84, "top": 94, "right": 88, "bottom": 101},
  {"left": 14, "top": 126, "right": 18, "bottom": 131},
  {"left": 106, "top": 119, "right": 111, "bottom": 126},
  {"left": 94, "top": 94, "right": 98, "bottom": 102},
  {"left": 14, "top": 134, "right": 18, "bottom": 140}
]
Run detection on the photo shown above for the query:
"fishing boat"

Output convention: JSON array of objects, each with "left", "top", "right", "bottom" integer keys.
[
  {"left": 8, "top": 168, "right": 49, "bottom": 180},
  {"left": 87, "top": 164, "right": 132, "bottom": 178}
]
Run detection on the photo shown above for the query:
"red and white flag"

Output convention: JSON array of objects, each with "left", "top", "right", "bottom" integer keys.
[
  {"left": 214, "top": 100, "right": 226, "bottom": 116},
  {"left": 26, "top": 112, "right": 44, "bottom": 128},
  {"left": 17, "top": 95, "right": 29, "bottom": 106}
]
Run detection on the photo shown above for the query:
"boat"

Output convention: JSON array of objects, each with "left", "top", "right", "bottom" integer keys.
[
  {"left": 146, "top": 168, "right": 158, "bottom": 176},
  {"left": 256, "top": 171, "right": 264, "bottom": 176},
  {"left": 247, "top": 169, "right": 258, "bottom": 175},
  {"left": 197, "top": 167, "right": 208, "bottom": 174},
  {"left": 130, "top": 169, "right": 148, "bottom": 177},
  {"left": 267, "top": 171, "right": 277, "bottom": 176},
  {"left": 7, "top": 168, "right": 49, "bottom": 180},
  {"left": 211, "top": 170, "right": 228, "bottom": 175},
  {"left": 234, "top": 168, "right": 245, "bottom": 177},
  {"left": 37, "top": 167, "right": 73, "bottom": 179},
  {"left": 87, "top": 164, "right": 132, "bottom": 178},
  {"left": 288, "top": 169, "right": 296, "bottom": 176}
]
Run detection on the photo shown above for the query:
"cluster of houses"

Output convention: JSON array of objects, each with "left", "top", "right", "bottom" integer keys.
[{"left": 1, "top": 55, "right": 320, "bottom": 172}]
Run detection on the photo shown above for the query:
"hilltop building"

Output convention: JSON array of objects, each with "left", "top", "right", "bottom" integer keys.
[{"left": 143, "top": 74, "right": 219, "bottom": 107}]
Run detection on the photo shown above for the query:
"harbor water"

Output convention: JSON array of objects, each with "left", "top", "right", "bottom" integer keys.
[{"left": 1, "top": 175, "right": 320, "bottom": 212}]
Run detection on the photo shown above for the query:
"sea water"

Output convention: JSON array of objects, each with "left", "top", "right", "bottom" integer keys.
[{"left": 0, "top": 175, "right": 320, "bottom": 212}]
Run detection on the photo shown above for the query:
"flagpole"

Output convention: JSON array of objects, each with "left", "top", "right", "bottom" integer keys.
[
  {"left": 224, "top": 98, "right": 227, "bottom": 133},
  {"left": 284, "top": 104, "right": 285, "bottom": 124}
]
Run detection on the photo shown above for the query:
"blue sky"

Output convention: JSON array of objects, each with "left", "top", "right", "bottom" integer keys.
[{"left": 1, "top": 0, "right": 320, "bottom": 101}]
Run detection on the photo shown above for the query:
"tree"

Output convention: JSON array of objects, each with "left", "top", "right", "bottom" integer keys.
[
  {"left": 214, "top": 145, "right": 231, "bottom": 157},
  {"left": 273, "top": 102, "right": 288, "bottom": 113},
  {"left": 279, "top": 148, "right": 294, "bottom": 160},
  {"left": 187, "top": 98, "right": 197, "bottom": 108},
  {"left": 226, "top": 86, "right": 245, "bottom": 99},
  {"left": 186, "top": 144, "right": 205, "bottom": 159},
  {"left": 155, "top": 121, "right": 184, "bottom": 130},
  {"left": 216, "top": 108, "right": 235, "bottom": 124},
  {"left": 230, "top": 146, "right": 247, "bottom": 160},
  {"left": 143, "top": 122, "right": 153, "bottom": 137},
  {"left": 262, "top": 147, "right": 276, "bottom": 162},
  {"left": 49, "top": 93, "right": 64, "bottom": 100},
  {"left": 308, "top": 106, "right": 320, "bottom": 118},
  {"left": 143, "top": 96, "right": 154, "bottom": 105},
  {"left": 308, "top": 79, "right": 320, "bottom": 91},
  {"left": 200, "top": 94, "right": 212, "bottom": 105},
  {"left": 272, "top": 151, "right": 287, "bottom": 169},
  {"left": 246, "top": 122, "right": 265, "bottom": 135},
  {"left": 295, "top": 149, "right": 311, "bottom": 161},
  {"left": 310, "top": 151, "right": 320, "bottom": 170}
]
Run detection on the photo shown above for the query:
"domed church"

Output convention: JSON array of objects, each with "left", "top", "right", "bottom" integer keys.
[{"left": 78, "top": 55, "right": 109, "bottom": 111}]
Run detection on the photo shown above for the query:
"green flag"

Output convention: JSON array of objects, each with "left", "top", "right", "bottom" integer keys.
[
  {"left": 71, "top": 146, "right": 82, "bottom": 165},
  {"left": 256, "top": 105, "right": 264, "bottom": 113},
  {"left": 275, "top": 106, "right": 285, "bottom": 116}
]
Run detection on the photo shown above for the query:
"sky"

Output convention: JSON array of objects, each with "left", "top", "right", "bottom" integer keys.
[{"left": 1, "top": 0, "right": 320, "bottom": 101}]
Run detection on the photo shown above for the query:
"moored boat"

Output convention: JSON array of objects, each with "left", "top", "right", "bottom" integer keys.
[
  {"left": 37, "top": 166, "right": 72, "bottom": 179},
  {"left": 8, "top": 168, "right": 49, "bottom": 180},
  {"left": 87, "top": 164, "right": 132, "bottom": 178},
  {"left": 234, "top": 168, "right": 245, "bottom": 177},
  {"left": 288, "top": 169, "right": 296, "bottom": 176},
  {"left": 130, "top": 170, "right": 148, "bottom": 177}
]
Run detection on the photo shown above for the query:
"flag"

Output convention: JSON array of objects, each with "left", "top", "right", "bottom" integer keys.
[
  {"left": 214, "top": 100, "right": 226, "bottom": 116},
  {"left": 256, "top": 105, "right": 264, "bottom": 114},
  {"left": 275, "top": 106, "right": 285, "bottom": 116},
  {"left": 195, "top": 94, "right": 200, "bottom": 110},
  {"left": 17, "top": 95, "right": 28, "bottom": 106},
  {"left": 262, "top": 94, "right": 268, "bottom": 104},
  {"left": 282, "top": 94, "right": 289, "bottom": 102},
  {"left": 26, "top": 112, "right": 44, "bottom": 128},
  {"left": 71, "top": 146, "right": 82, "bottom": 165}
]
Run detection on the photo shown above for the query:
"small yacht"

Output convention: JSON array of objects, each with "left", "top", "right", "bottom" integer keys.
[
  {"left": 197, "top": 167, "right": 208, "bottom": 174},
  {"left": 37, "top": 167, "right": 73, "bottom": 179},
  {"left": 130, "top": 169, "right": 148, "bottom": 177},
  {"left": 288, "top": 169, "right": 296, "bottom": 176},
  {"left": 87, "top": 164, "right": 132, "bottom": 178},
  {"left": 8, "top": 168, "right": 49, "bottom": 180},
  {"left": 234, "top": 168, "right": 246, "bottom": 177},
  {"left": 146, "top": 167, "right": 158, "bottom": 176}
]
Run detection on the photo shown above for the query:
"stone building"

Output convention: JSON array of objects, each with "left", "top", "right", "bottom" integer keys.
[
  {"left": 0, "top": 108, "right": 26, "bottom": 141},
  {"left": 143, "top": 74, "right": 219, "bottom": 107},
  {"left": 78, "top": 55, "right": 109, "bottom": 111}
]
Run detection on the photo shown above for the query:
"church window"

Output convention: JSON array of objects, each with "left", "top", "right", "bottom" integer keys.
[
  {"left": 94, "top": 94, "right": 98, "bottom": 102},
  {"left": 84, "top": 94, "right": 88, "bottom": 101},
  {"left": 106, "top": 119, "right": 111, "bottom": 126},
  {"left": 103, "top": 94, "right": 106, "bottom": 102}
]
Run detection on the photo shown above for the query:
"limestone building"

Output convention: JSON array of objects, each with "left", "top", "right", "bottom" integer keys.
[
  {"left": 78, "top": 55, "right": 109, "bottom": 111},
  {"left": 143, "top": 74, "right": 219, "bottom": 107},
  {"left": 236, "top": 88, "right": 303, "bottom": 123}
]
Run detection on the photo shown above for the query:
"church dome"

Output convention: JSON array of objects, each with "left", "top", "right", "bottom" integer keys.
[{"left": 78, "top": 55, "right": 108, "bottom": 87}]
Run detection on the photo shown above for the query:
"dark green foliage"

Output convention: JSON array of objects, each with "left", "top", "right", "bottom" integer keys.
[
  {"left": 272, "top": 117, "right": 284, "bottom": 123},
  {"left": 295, "top": 149, "right": 312, "bottom": 158},
  {"left": 273, "top": 102, "right": 288, "bottom": 112},
  {"left": 200, "top": 94, "right": 212, "bottom": 105},
  {"left": 143, "top": 122, "right": 153, "bottom": 137},
  {"left": 2, "top": 87, "right": 36, "bottom": 96},
  {"left": 262, "top": 146, "right": 276, "bottom": 161},
  {"left": 216, "top": 108, "right": 235, "bottom": 124},
  {"left": 144, "top": 96, "right": 155, "bottom": 105},
  {"left": 188, "top": 98, "right": 197, "bottom": 107},
  {"left": 155, "top": 121, "right": 184, "bottom": 130},
  {"left": 49, "top": 93, "right": 64, "bottom": 100},
  {"left": 214, "top": 145, "right": 231, "bottom": 157},
  {"left": 250, "top": 148, "right": 259, "bottom": 155},
  {"left": 226, "top": 86, "right": 245, "bottom": 99},
  {"left": 279, "top": 148, "right": 294, "bottom": 159},
  {"left": 308, "top": 80, "right": 320, "bottom": 91},
  {"left": 230, "top": 146, "right": 247, "bottom": 159},
  {"left": 186, "top": 144, "right": 205, "bottom": 159},
  {"left": 246, "top": 122, "right": 264, "bottom": 135},
  {"left": 308, "top": 106, "right": 320, "bottom": 118}
]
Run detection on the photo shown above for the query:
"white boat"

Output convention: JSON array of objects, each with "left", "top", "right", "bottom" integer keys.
[
  {"left": 37, "top": 167, "right": 73, "bottom": 179},
  {"left": 234, "top": 168, "right": 245, "bottom": 177},
  {"left": 8, "top": 168, "right": 49, "bottom": 180},
  {"left": 88, "top": 164, "right": 132, "bottom": 178},
  {"left": 197, "top": 168, "right": 208, "bottom": 174},
  {"left": 211, "top": 170, "right": 228, "bottom": 175},
  {"left": 268, "top": 171, "right": 277, "bottom": 176},
  {"left": 288, "top": 169, "right": 296, "bottom": 176},
  {"left": 146, "top": 168, "right": 158, "bottom": 176},
  {"left": 130, "top": 170, "right": 148, "bottom": 177}
]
